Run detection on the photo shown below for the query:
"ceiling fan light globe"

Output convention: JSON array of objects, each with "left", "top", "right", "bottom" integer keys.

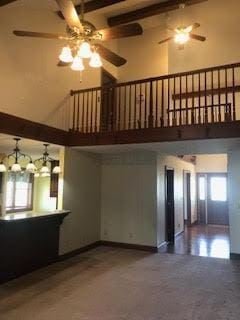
[
  {"left": 71, "top": 56, "right": 85, "bottom": 71},
  {"left": 78, "top": 41, "right": 92, "bottom": 59},
  {"left": 174, "top": 32, "right": 189, "bottom": 45},
  {"left": 11, "top": 163, "right": 21, "bottom": 172},
  {"left": 59, "top": 46, "right": 73, "bottom": 63},
  {"left": 0, "top": 163, "right": 7, "bottom": 173},
  {"left": 89, "top": 52, "right": 102, "bottom": 68}
]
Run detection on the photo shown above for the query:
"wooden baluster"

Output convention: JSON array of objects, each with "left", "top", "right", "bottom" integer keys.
[
  {"left": 76, "top": 93, "right": 80, "bottom": 131},
  {"left": 173, "top": 77, "right": 176, "bottom": 126},
  {"left": 204, "top": 72, "right": 208, "bottom": 123},
  {"left": 139, "top": 84, "right": 142, "bottom": 129},
  {"left": 72, "top": 93, "right": 76, "bottom": 131},
  {"left": 232, "top": 67, "right": 236, "bottom": 120},
  {"left": 149, "top": 81, "right": 153, "bottom": 128},
  {"left": 90, "top": 90, "right": 93, "bottom": 132},
  {"left": 179, "top": 76, "right": 182, "bottom": 125},
  {"left": 129, "top": 85, "right": 132, "bottom": 129},
  {"left": 161, "top": 80, "right": 164, "bottom": 127},
  {"left": 218, "top": 69, "right": 221, "bottom": 121},
  {"left": 124, "top": 86, "right": 126, "bottom": 130},
  {"left": 118, "top": 87, "right": 121, "bottom": 130},
  {"left": 211, "top": 71, "right": 214, "bottom": 123},
  {"left": 86, "top": 91, "right": 89, "bottom": 133},
  {"left": 134, "top": 84, "right": 137, "bottom": 129},
  {"left": 185, "top": 76, "right": 188, "bottom": 125},
  {"left": 82, "top": 92, "right": 85, "bottom": 132},
  {"left": 95, "top": 90, "right": 98, "bottom": 132},
  {"left": 145, "top": 82, "right": 148, "bottom": 128},
  {"left": 198, "top": 73, "right": 201, "bottom": 124},
  {"left": 192, "top": 75, "right": 195, "bottom": 124},
  {"left": 225, "top": 68, "right": 230, "bottom": 121},
  {"left": 167, "top": 78, "right": 170, "bottom": 126},
  {"left": 155, "top": 81, "right": 158, "bottom": 127}
]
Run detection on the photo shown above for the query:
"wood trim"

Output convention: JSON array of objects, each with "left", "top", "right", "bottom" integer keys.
[
  {"left": 58, "top": 241, "right": 101, "bottom": 261},
  {"left": 68, "top": 121, "right": 240, "bottom": 146},
  {"left": 230, "top": 253, "right": 240, "bottom": 260},
  {"left": 108, "top": 0, "right": 208, "bottom": 26},
  {"left": 99, "top": 240, "right": 158, "bottom": 252},
  {"left": 0, "top": 111, "right": 69, "bottom": 145},
  {"left": 57, "top": 0, "right": 126, "bottom": 19}
]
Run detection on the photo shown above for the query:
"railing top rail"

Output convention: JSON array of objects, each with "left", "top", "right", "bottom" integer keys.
[{"left": 71, "top": 62, "right": 240, "bottom": 95}]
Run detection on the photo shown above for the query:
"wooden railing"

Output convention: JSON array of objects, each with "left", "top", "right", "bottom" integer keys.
[{"left": 70, "top": 62, "right": 240, "bottom": 133}]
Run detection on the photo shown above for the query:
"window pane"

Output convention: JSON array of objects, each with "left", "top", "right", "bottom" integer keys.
[
  {"left": 210, "top": 177, "right": 227, "bottom": 201},
  {"left": 199, "top": 177, "right": 206, "bottom": 201}
]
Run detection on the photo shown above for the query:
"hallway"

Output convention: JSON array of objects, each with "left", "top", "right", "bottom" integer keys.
[{"left": 159, "top": 225, "right": 230, "bottom": 259}]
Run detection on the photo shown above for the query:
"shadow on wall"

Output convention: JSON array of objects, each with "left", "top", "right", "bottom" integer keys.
[{"left": 43, "top": 94, "right": 71, "bottom": 131}]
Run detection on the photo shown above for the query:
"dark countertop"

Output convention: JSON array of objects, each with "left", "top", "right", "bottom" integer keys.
[{"left": 0, "top": 210, "right": 70, "bottom": 223}]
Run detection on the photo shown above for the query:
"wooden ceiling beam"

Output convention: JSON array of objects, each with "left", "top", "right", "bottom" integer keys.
[
  {"left": 0, "top": 0, "right": 16, "bottom": 7},
  {"left": 108, "top": 0, "right": 208, "bottom": 26},
  {"left": 57, "top": 0, "right": 126, "bottom": 19}
]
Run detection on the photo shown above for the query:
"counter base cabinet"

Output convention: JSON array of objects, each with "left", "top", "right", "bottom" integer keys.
[{"left": 0, "top": 213, "right": 68, "bottom": 284}]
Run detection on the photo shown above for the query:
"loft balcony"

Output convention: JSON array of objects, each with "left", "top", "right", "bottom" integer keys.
[
  {"left": 68, "top": 62, "right": 240, "bottom": 146},
  {"left": 1, "top": 62, "right": 240, "bottom": 147}
]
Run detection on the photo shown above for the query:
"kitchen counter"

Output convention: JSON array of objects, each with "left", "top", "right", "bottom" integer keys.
[{"left": 0, "top": 209, "right": 70, "bottom": 283}]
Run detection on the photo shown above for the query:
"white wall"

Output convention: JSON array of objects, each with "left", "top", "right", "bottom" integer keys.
[
  {"left": 59, "top": 148, "right": 101, "bottom": 255},
  {"left": 101, "top": 151, "right": 157, "bottom": 247},
  {"left": 227, "top": 151, "right": 240, "bottom": 254},
  {"left": 196, "top": 154, "right": 228, "bottom": 173},
  {"left": 157, "top": 155, "right": 196, "bottom": 246}
]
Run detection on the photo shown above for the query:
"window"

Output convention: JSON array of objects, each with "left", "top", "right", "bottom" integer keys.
[
  {"left": 198, "top": 176, "right": 206, "bottom": 201},
  {"left": 6, "top": 172, "right": 34, "bottom": 213},
  {"left": 210, "top": 177, "right": 227, "bottom": 202}
]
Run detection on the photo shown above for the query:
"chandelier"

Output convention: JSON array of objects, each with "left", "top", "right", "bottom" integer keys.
[
  {"left": 0, "top": 139, "right": 61, "bottom": 176},
  {"left": 0, "top": 138, "right": 37, "bottom": 173},
  {"left": 34, "top": 144, "right": 61, "bottom": 178}
]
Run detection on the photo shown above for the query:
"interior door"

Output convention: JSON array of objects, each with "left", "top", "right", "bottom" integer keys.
[
  {"left": 207, "top": 174, "right": 228, "bottom": 225},
  {"left": 183, "top": 171, "right": 192, "bottom": 226},
  {"left": 165, "top": 168, "right": 175, "bottom": 243},
  {"left": 101, "top": 69, "right": 117, "bottom": 131}
]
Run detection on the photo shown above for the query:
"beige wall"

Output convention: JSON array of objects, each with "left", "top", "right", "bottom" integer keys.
[
  {"left": 59, "top": 148, "right": 101, "bottom": 255},
  {"left": 168, "top": 0, "right": 240, "bottom": 73},
  {"left": 157, "top": 155, "right": 196, "bottom": 246},
  {"left": 196, "top": 154, "right": 228, "bottom": 173},
  {"left": 101, "top": 151, "right": 157, "bottom": 247},
  {"left": 0, "top": 5, "right": 117, "bottom": 129}
]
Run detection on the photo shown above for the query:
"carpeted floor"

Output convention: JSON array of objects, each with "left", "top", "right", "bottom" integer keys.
[{"left": 1, "top": 247, "right": 240, "bottom": 320}]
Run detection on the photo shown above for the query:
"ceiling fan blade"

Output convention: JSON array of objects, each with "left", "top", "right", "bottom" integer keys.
[
  {"left": 57, "top": 61, "right": 71, "bottom": 67},
  {"left": 55, "top": 0, "right": 83, "bottom": 32},
  {"left": 96, "top": 44, "right": 126, "bottom": 67},
  {"left": 190, "top": 33, "right": 206, "bottom": 41},
  {"left": 13, "top": 30, "right": 68, "bottom": 40},
  {"left": 158, "top": 37, "right": 173, "bottom": 44},
  {"left": 96, "top": 23, "right": 143, "bottom": 41},
  {"left": 0, "top": 0, "right": 16, "bottom": 7},
  {"left": 184, "top": 23, "right": 200, "bottom": 33}
]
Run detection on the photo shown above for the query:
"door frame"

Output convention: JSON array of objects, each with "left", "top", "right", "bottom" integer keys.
[
  {"left": 183, "top": 170, "right": 192, "bottom": 228},
  {"left": 165, "top": 166, "right": 175, "bottom": 244},
  {"left": 100, "top": 68, "right": 117, "bottom": 131}
]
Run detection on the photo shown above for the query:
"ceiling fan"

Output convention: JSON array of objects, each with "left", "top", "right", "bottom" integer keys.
[
  {"left": 13, "top": 0, "right": 143, "bottom": 70},
  {"left": 158, "top": 23, "right": 206, "bottom": 50}
]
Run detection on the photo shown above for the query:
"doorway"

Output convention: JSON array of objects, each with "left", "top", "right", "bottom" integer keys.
[
  {"left": 183, "top": 171, "right": 191, "bottom": 227},
  {"left": 165, "top": 167, "right": 175, "bottom": 243},
  {"left": 197, "top": 173, "right": 228, "bottom": 225},
  {"left": 101, "top": 69, "right": 117, "bottom": 131}
]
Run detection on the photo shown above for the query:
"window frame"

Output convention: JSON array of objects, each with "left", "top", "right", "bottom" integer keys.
[{"left": 5, "top": 172, "right": 34, "bottom": 214}]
